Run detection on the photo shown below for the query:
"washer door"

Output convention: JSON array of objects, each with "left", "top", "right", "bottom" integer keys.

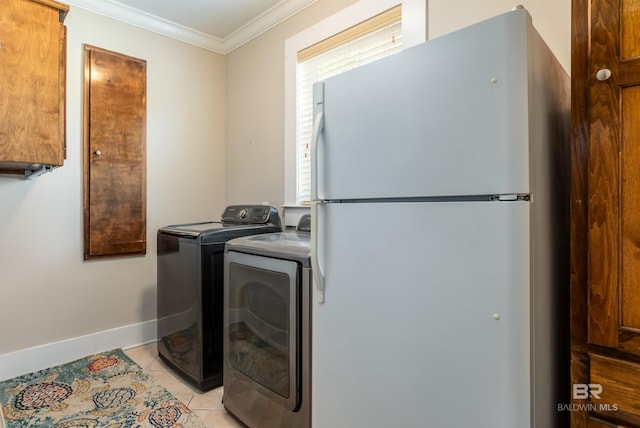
[{"left": 224, "top": 251, "right": 300, "bottom": 411}]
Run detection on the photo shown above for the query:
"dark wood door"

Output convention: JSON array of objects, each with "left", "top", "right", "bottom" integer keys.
[
  {"left": 83, "top": 45, "right": 146, "bottom": 259},
  {"left": 573, "top": 0, "right": 640, "bottom": 425},
  {"left": 588, "top": 0, "right": 640, "bottom": 354}
]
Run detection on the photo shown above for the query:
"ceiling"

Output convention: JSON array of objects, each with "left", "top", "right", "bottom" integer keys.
[{"left": 63, "top": 0, "right": 317, "bottom": 54}]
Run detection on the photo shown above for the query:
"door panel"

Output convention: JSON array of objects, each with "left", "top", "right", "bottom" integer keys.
[
  {"left": 316, "top": 11, "right": 531, "bottom": 200},
  {"left": 576, "top": 0, "right": 640, "bottom": 425},
  {"left": 588, "top": 417, "right": 628, "bottom": 427},
  {"left": 225, "top": 252, "right": 300, "bottom": 411},
  {"left": 312, "top": 201, "right": 533, "bottom": 427},
  {"left": 590, "top": 354, "right": 640, "bottom": 419},
  {"left": 621, "top": 86, "right": 640, "bottom": 331},
  {"left": 0, "top": 0, "right": 66, "bottom": 167},
  {"left": 621, "top": 0, "right": 640, "bottom": 59},
  {"left": 588, "top": 0, "right": 640, "bottom": 353},
  {"left": 83, "top": 45, "right": 146, "bottom": 259}
]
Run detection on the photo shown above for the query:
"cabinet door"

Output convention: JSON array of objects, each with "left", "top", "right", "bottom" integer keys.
[
  {"left": 83, "top": 45, "right": 146, "bottom": 259},
  {"left": 588, "top": 0, "right": 640, "bottom": 354},
  {"left": 0, "top": 0, "right": 67, "bottom": 171}
]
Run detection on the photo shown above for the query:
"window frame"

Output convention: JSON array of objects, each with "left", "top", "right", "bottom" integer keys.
[{"left": 283, "top": 0, "right": 427, "bottom": 211}]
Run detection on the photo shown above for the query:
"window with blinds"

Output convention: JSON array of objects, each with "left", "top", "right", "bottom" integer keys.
[{"left": 295, "top": 5, "right": 403, "bottom": 204}]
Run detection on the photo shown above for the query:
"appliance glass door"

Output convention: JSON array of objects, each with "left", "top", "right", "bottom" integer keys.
[{"left": 225, "top": 252, "right": 300, "bottom": 411}]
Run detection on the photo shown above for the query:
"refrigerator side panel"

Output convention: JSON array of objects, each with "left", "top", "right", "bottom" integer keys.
[
  {"left": 526, "top": 19, "right": 571, "bottom": 427},
  {"left": 312, "top": 201, "right": 532, "bottom": 428},
  {"left": 317, "top": 9, "right": 531, "bottom": 200}
]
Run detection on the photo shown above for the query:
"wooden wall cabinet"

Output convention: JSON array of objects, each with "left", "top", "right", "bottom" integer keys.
[
  {"left": 572, "top": 0, "right": 640, "bottom": 426},
  {"left": 83, "top": 45, "right": 147, "bottom": 259},
  {"left": 0, "top": 0, "right": 68, "bottom": 177}
]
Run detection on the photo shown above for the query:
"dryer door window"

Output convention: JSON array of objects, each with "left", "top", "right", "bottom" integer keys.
[{"left": 225, "top": 252, "right": 300, "bottom": 411}]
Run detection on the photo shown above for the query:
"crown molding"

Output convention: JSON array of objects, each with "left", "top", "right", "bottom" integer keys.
[
  {"left": 224, "top": 0, "right": 317, "bottom": 53},
  {"left": 64, "top": 0, "right": 317, "bottom": 55}
]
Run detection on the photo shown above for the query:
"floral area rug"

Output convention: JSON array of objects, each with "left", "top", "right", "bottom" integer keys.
[{"left": 0, "top": 349, "right": 206, "bottom": 428}]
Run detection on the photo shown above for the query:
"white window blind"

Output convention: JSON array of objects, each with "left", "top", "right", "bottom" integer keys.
[{"left": 295, "top": 6, "right": 402, "bottom": 204}]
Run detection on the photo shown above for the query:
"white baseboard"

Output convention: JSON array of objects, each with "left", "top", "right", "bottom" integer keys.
[{"left": 0, "top": 319, "right": 157, "bottom": 381}]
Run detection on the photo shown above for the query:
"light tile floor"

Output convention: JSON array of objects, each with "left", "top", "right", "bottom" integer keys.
[{"left": 124, "top": 343, "right": 245, "bottom": 428}]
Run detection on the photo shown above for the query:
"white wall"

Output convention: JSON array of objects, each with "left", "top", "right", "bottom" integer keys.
[
  {"left": 429, "top": 0, "right": 570, "bottom": 74},
  {"left": 225, "top": 0, "right": 359, "bottom": 208},
  {"left": 0, "top": 0, "right": 570, "bottom": 361},
  {"left": 225, "top": 0, "right": 571, "bottom": 208},
  {"left": 0, "top": 6, "right": 226, "bottom": 355}
]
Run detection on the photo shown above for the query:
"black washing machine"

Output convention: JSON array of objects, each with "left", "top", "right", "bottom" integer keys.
[{"left": 157, "top": 205, "right": 282, "bottom": 390}]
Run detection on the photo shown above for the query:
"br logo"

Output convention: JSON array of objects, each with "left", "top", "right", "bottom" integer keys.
[{"left": 573, "top": 384, "right": 603, "bottom": 400}]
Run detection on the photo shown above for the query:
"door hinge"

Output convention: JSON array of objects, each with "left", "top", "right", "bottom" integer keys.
[{"left": 490, "top": 194, "right": 530, "bottom": 201}]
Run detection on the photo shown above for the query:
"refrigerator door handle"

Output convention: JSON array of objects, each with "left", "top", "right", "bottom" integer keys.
[
  {"left": 310, "top": 112, "right": 324, "bottom": 202},
  {"left": 311, "top": 201, "right": 325, "bottom": 303},
  {"left": 310, "top": 82, "right": 325, "bottom": 202}
]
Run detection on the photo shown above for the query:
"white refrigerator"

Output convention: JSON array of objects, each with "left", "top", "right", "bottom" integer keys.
[{"left": 310, "top": 8, "right": 570, "bottom": 428}]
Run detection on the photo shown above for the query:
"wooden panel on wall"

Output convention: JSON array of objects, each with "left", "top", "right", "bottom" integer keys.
[{"left": 83, "top": 45, "right": 146, "bottom": 259}]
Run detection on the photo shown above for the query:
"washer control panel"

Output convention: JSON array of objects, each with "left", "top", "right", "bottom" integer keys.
[{"left": 221, "top": 205, "right": 279, "bottom": 225}]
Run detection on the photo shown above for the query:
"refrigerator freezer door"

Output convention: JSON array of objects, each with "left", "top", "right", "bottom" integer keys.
[
  {"left": 315, "top": 10, "right": 532, "bottom": 200},
  {"left": 312, "top": 201, "right": 531, "bottom": 427}
]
